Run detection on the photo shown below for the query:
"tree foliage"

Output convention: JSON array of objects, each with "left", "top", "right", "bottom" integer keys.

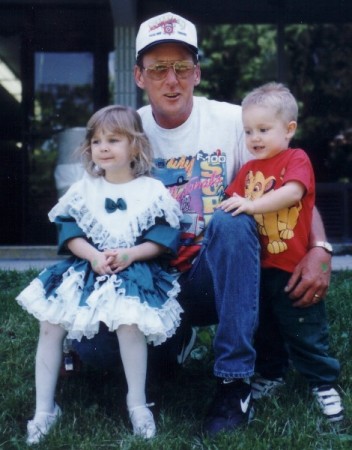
[
  {"left": 285, "top": 24, "right": 352, "bottom": 181},
  {"left": 196, "top": 23, "right": 352, "bottom": 182},
  {"left": 197, "top": 24, "right": 277, "bottom": 104}
]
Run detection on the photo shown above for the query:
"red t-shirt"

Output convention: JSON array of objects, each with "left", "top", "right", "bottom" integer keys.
[{"left": 225, "top": 149, "right": 315, "bottom": 272}]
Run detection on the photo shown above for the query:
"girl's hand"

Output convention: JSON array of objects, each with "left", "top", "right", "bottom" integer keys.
[
  {"left": 67, "top": 238, "right": 116, "bottom": 275},
  {"left": 90, "top": 251, "right": 115, "bottom": 275},
  {"left": 104, "top": 248, "right": 136, "bottom": 272},
  {"left": 219, "top": 193, "right": 254, "bottom": 216}
]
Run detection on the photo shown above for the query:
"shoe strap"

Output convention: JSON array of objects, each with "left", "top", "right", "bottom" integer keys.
[
  {"left": 31, "top": 404, "right": 60, "bottom": 423},
  {"left": 129, "top": 402, "right": 155, "bottom": 414}
]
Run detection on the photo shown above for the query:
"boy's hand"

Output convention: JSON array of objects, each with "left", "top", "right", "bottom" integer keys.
[{"left": 220, "top": 193, "right": 254, "bottom": 216}]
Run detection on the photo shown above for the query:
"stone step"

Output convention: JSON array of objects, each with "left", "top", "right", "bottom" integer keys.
[{"left": 0, "top": 246, "right": 64, "bottom": 260}]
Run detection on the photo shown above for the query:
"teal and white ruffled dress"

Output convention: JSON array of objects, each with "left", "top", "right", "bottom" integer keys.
[{"left": 16, "top": 174, "right": 184, "bottom": 346}]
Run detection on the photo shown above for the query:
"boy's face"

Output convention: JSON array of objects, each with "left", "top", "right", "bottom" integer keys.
[{"left": 242, "top": 105, "right": 297, "bottom": 160}]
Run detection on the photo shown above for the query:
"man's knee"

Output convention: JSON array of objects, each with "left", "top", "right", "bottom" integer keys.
[{"left": 208, "top": 209, "right": 257, "bottom": 241}]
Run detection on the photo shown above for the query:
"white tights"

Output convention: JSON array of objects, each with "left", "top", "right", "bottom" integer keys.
[
  {"left": 116, "top": 324, "right": 148, "bottom": 410},
  {"left": 34, "top": 321, "right": 66, "bottom": 417},
  {"left": 33, "top": 321, "right": 147, "bottom": 418}
]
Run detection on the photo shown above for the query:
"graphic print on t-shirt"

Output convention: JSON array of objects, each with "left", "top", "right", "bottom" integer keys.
[
  {"left": 152, "top": 149, "right": 227, "bottom": 272},
  {"left": 244, "top": 169, "right": 302, "bottom": 255}
]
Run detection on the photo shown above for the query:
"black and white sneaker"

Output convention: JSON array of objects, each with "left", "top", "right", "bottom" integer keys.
[
  {"left": 177, "top": 326, "right": 197, "bottom": 365},
  {"left": 312, "top": 385, "right": 344, "bottom": 422},
  {"left": 251, "top": 376, "right": 286, "bottom": 400},
  {"left": 203, "top": 378, "right": 254, "bottom": 436}
]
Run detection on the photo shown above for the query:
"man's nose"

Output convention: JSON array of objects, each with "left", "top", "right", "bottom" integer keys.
[{"left": 164, "top": 65, "right": 178, "bottom": 82}]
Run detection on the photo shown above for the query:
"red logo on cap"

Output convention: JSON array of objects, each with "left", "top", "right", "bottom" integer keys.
[
  {"left": 150, "top": 17, "right": 178, "bottom": 36},
  {"left": 163, "top": 19, "right": 176, "bottom": 35}
]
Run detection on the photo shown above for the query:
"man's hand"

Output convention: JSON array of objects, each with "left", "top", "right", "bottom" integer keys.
[{"left": 285, "top": 247, "right": 332, "bottom": 308}]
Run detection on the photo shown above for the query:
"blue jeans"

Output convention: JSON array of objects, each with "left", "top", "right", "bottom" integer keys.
[
  {"left": 255, "top": 268, "right": 340, "bottom": 386},
  {"left": 178, "top": 209, "right": 260, "bottom": 378}
]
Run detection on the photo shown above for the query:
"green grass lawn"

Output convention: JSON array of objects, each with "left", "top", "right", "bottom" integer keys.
[{"left": 1, "top": 269, "right": 351, "bottom": 449}]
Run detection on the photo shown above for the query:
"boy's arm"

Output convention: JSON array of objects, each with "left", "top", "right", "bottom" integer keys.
[{"left": 220, "top": 181, "right": 304, "bottom": 216}]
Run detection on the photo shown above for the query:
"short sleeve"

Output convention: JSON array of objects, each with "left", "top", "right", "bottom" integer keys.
[
  {"left": 142, "top": 223, "right": 180, "bottom": 256},
  {"left": 54, "top": 216, "right": 86, "bottom": 255}
]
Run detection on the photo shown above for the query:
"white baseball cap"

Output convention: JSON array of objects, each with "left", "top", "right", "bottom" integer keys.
[{"left": 136, "top": 12, "right": 198, "bottom": 59}]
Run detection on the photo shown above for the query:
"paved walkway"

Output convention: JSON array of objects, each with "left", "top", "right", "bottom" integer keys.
[{"left": 331, "top": 254, "right": 352, "bottom": 271}]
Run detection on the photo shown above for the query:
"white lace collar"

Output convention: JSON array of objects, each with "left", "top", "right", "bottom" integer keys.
[{"left": 49, "top": 174, "right": 182, "bottom": 249}]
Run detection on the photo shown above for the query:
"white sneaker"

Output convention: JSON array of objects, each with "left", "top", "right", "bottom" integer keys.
[
  {"left": 251, "top": 376, "right": 286, "bottom": 400},
  {"left": 26, "top": 403, "right": 62, "bottom": 445},
  {"left": 128, "top": 403, "right": 156, "bottom": 439},
  {"left": 312, "top": 385, "right": 344, "bottom": 422}
]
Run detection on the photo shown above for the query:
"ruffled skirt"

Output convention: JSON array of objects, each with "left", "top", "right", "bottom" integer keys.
[{"left": 16, "top": 257, "right": 182, "bottom": 346}]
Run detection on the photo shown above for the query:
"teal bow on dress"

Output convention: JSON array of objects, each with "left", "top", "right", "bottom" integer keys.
[{"left": 105, "top": 197, "right": 127, "bottom": 213}]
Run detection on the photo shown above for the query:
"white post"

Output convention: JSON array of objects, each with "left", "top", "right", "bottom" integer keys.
[{"left": 110, "top": 0, "right": 137, "bottom": 107}]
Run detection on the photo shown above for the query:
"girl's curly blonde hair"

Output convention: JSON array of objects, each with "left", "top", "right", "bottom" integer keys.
[{"left": 79, "top": 105, "right": 153, "bottom": 177}]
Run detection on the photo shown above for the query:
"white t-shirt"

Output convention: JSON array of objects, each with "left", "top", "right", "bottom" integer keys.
[{"left": 139, "top": 96, "right": 250, "bottom": 229}]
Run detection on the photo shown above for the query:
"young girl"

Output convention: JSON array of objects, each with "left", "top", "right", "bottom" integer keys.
[{"left": 16, "top": 105, "right": 184, "bottom": 444}]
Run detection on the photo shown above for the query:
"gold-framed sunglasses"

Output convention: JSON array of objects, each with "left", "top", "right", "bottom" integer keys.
[{"left": 141, "top": 60, "right": 197, "bottom": 81}]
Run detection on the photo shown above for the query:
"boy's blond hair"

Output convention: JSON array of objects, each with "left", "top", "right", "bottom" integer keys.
[{"left": 242, "top": 82, "right": 298, "bottom": 123}]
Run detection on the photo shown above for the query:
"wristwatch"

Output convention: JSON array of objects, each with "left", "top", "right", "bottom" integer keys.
[{"left": 312, "top": 241, "right": 333, "bottom": 254}]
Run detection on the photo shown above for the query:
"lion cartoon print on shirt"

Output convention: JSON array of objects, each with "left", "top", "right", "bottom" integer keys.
[{"left": 244, "top": 170, "right": 302, "bottom": 254}]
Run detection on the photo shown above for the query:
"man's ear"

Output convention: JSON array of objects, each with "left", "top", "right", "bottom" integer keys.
[
  {"left": 134, "top": 65, "right": 145, "bottom": 89},
  {"left": 194, "top": 64, "right": 201, "bottom": 87}
]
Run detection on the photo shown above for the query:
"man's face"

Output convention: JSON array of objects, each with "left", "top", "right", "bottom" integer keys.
[{"left": 134, "top": 43, "right": 201, "bottom": 129}]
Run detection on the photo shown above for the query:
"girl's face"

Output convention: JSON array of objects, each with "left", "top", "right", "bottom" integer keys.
[
  {"left": 91, "top": 128, "right": 134, "bottom": 183},
  {"left": 242, "top": 105, "right": 297, "bottom": 160}
]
